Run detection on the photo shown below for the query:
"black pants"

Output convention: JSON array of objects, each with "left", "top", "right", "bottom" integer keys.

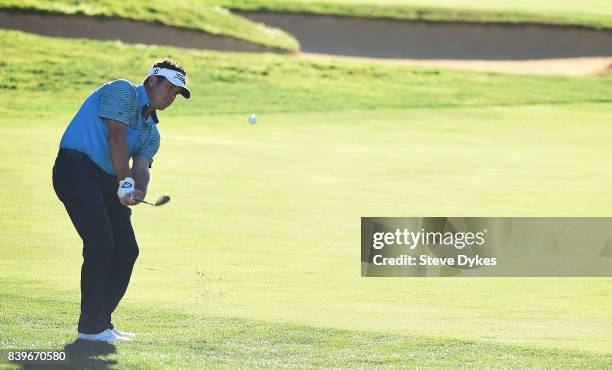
[{"left": 52, "top": 149, "right": 139, "bottom": 334}]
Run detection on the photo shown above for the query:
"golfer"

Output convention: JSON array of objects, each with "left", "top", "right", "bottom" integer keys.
[{"left": 52, "top": 59, "right": 190, "bottom": 342}]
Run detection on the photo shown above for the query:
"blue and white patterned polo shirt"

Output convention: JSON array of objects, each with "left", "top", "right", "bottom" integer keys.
[{"left": 59, "top": 80, "right": 161, "bottom": 176}]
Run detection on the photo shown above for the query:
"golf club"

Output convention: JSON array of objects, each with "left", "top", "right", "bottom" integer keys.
[{"left": 135, "top": 194, "right": 171, "bottom": 207}]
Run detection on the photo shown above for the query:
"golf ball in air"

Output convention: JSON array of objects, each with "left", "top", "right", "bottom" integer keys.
[{"left": 249, "top": 114, "right": 257, "bottom": 124}]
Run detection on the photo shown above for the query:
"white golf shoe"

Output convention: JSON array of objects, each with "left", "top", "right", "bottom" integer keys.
[
  {"left": 111, "top": 328, "right": 136, "bottom": 338},
  {"left": 77, "top": 329, "right": 131, "bottom": 342}
]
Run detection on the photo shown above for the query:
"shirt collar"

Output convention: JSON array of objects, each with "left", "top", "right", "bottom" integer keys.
[{"left": 137, "top": 84, "right": 159, "bottom": 124}]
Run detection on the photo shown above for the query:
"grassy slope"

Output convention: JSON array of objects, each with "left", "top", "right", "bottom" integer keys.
[
  {"left": 1, "top": 31, "right": 612, "bottom": 367},
  {"left": 1, "top": 30, "right": 611, "bottom": 119},
  {"left": 206, "top": 0, "right": 612, "bottom": 30},
  {"left": 0, "top": 0, "right": 299, "bottom": 51}
]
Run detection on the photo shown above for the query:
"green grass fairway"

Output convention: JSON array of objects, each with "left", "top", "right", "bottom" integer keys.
[
  {"left": 207, "top": 0, "right": 612, "bottom": 30},
  {"left": 2, "top": 105, "right": 612, "bottom": 369},
  {"left": 1, "top": 31, "right": 611, "bottom": 368}
]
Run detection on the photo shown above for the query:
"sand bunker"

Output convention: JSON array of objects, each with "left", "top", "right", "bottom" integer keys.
[
  {"left": 238, "top": 11, "right": 612, "bottom": 60},
  {"left": 0, "top": 10, "right": 282, "bottom": 53},
  {"left": 238, "top": 11, "right": 612, "bottom": 75}
]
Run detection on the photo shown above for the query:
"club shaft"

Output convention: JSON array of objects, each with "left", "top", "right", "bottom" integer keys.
[{"left": 135, "top": 198, "right": 155, "bottom": 206}]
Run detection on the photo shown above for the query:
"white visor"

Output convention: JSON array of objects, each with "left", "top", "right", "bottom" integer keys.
[{"left": 147, "top": 67, "right": 191, "bottom": 99}]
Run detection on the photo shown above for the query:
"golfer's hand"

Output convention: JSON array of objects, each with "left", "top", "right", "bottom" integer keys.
[{"left": 120, "top": 190, "right": 145, "bottom": 207}]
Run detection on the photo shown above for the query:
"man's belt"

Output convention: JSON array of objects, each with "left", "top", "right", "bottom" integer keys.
[{"left": 58, "top": 148, "right": 90, "bottom": 161}]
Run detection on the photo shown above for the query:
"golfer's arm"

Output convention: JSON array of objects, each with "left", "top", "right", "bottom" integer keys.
[
  {"left": 131, "top": 156, "right": 150, "bottom": 196},
  {"left": 108, "top": 119, "right": 131, "bottom": 182}
]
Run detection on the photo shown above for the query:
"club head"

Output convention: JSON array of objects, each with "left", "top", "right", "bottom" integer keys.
[{"left": 154, "top": 194, "right": 171, "bottom": 206}]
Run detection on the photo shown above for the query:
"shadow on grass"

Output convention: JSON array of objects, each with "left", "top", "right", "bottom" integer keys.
[{"left": 21, "top": 339, "right": 117, "bottom": 370}]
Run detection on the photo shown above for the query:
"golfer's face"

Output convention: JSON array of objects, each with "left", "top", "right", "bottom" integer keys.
[{"left": 153, "top": 79, "right": 181, "bottom": 110}]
